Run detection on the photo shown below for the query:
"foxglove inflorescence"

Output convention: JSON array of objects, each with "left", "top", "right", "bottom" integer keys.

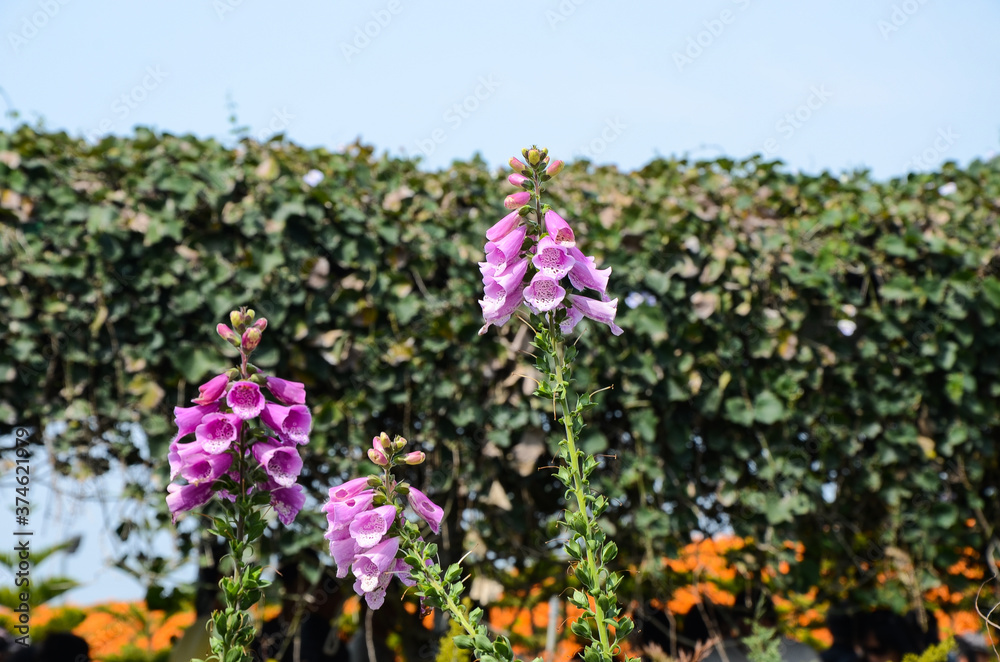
[
  {"left": 166, "top": 308, "right": 311, "bottom": 526},
  {"left": 323, "top": 433, "right": 443, "bottom": 610},
  {"left": 479, "top": 147, "right": 623, "bottom": 336}
]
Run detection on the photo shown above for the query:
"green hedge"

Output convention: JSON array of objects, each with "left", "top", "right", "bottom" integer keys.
[{"left": 1, "top": 125, "right": 998, "bottom": 613}]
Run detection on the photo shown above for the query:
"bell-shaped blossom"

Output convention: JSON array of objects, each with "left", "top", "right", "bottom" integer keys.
[
  {"left": 408, "top": 487, "right": 444, "bottom": 534},
  {"left": 328, "top": 527, "right": 359, "bottom": 578},
  {"left": 173, "top": 403, "right": 221, "bottom": 442},
  {"left": 325, "top": 491, "right": 375, "bottom": 531},
  {"left": 265, "top": 376, "right": 306, "bottom": 405},
  {"left": 567, "top": 247, "right": 611, "bottom": 298},
  {"left": 504, "top": 191, "right": 531, "bottom": 209},
  {"left": 524, "top": 274, "right": 566, "bottom": 313},
  {"left": 491, "top": 256, "right": 529, "bottom": 295},
  {"left": 349, "top": 504, "right": 397, "bottom": 548},
  {"left": 543, "top": 210, "right": 576, "bottom": 248},
  {"left": 226, "top": 381, "right": 266, "bottom": 420},
  {"left": 192, "top": 374, "right": 229, "bottom": 405},
  {"left": 328, "top": 477, "right": 374, "bottom": 503},
  {"left": 269, "top": 484, "right": 306, "bottom": 525},
  {"left": 567, "top": 294, "right": 623, "bottom": 336},
  {"left": 179, "top": 448, "right": 233, "bottom": 486},
  {"left": 251, "top": 438, "right": 303, "bottom": 488},
  {"left": 478, "top": 283, "right": 525, "bottom": 335},
  {"left": 194, "top": 413, "right": 241, "bottom": 454},
  {"left": 262, "top": 403, "right": 312, "bottom": 445},
  {"left": 166, "top": 482, "right": 214, "bottom": 522},
  {"left": 352, "top": 536, "right": 400, "bottom": 593},
  {"left": 532, "top": 237, "right": 575, "bottom": 280},
  {"left": 483, "top": 224, "right": 527, "bottom": 275},
  {"left": 486, "top": 210, "right": 522, "bottom": 242}
]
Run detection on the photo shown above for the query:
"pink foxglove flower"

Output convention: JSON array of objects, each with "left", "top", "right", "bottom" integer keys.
[
  {"left": 179, "top": 448, "right": 234, "bottom": 486},
  {"left": 325, "top": 491, "right": 376, "bottom": 531},
  {"left": 173, "top": 403, "right": 222, "bottom": 440},
  {"left": 504, "top": 191, "right": 531, "bottom": 209},
  {"left": 349, "top": 504, "right": 397, "bottom": 548},
  {"left": 508, "top": 173, "right": 529, "bottom": 188},
  {"left": 486, "top": 210, "right": 522, "bottom": 242},
  {"left": 265, "top": 376, "right": 306, "bottom": 405},
  {"left": 251, "top": 438, "right": 303, "bottom": 488},
  {"left": 543, "top": 210, "right": 575, "bottom": 248},
  {"left": 226, "top": 381, "right": 266, "bottom": 420},
  {"left": 269, "top": 483, "right": 306, "bottom": 526},
  {"left": 195, "top": 413, "right": 241, "bottom": 454},
  {"left": 524, "top": 274, "right": 566, "bottom": 313},
  {"left": 192, "top": 373, "right": 229, "bottom": 405},
  {"left": 532, "top": 237, "right": 575, "bottom": 279},
  {"left": 166, "top": 482, "right": 214, "bottom": 521},
  {"left": 408, "top": 487, "right": 444, "bottom": 534},
  {"left": 565, "top": 294, "right": 623, "bottom": 336},
  {"left": 352, "top": 536, "right": 400, "bottom": 594}
]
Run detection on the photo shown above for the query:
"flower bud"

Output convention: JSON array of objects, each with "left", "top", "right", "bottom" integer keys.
[
  {"left": 225, "top": 368, "right": 241, "bottom": 380},
  {"left": 246, "top": 363, "right": 261, "bottom": 375},
  {"left": 509, "top": 157, "right": 528, "bottom": 174},
  {"left": 508, "top": 173, "right": 529, "bottom": 188},
  {"left": 527, "top": 149, "right": 541, "bottom": 165},
  {"left": 230, "top": 310, "right": 243, "bottom": 332},
  {"left": 546, "top": 160, "right": 564, "bottom": 177},
  {"left": 253, "top": 318, "right": 267, "bottom": 332},
  {"left": 375, "top": 432, "right": 392, "bottom": 453},
  {"left": 217, "top": 324, "right": 241, "bottom": 347},
  {"left": 391, "top": 435, "right": 407, "bottom": 452},
  {"left": 245, "top": 309, "right": 255, "bottom": 323},
  {"left": 241, "top": 328, "right": 261, "bottom": 353},
  {"left": 368, "top": 448, "right": 388, "bottom": 466},
  {"left": 395, "top": 482, "right": 411, "bottom": 496},
  {"left": 504, "top": 191, "right": 531, "bottom": 210},
  {"left": 402, "top": 451, "right": 425, "bottom": 465},
  {"left": 367, "top": 475, "right": 382, "bottom": 488}
]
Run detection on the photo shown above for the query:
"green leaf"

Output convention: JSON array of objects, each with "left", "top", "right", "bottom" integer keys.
[{"left": 753, "top": 390, "right": 785, "bottom": 424}]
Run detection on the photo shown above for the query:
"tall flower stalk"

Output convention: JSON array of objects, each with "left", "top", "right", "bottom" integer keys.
[
  {"left": 324, "top": 433, "right": 539, "bottom": 662},
  {"left": 168, "top": 308, "right": 310, "bottom": 662},
  {"left": 480, "top": 147, "right": 635, "bottom": 662}
]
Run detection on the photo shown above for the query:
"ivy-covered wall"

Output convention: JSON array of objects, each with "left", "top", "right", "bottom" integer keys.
[{"left": 1, "top": 126, "right": 997, "bottom": 612}]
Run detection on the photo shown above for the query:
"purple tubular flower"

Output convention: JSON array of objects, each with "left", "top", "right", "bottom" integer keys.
[
  {"left": 192, "top": 374, "right": 229, "bottom": 405},
  {"left": 492, "top": 256, "right": 529, "bottom": 295},
  {"left": 265, "top": 376, "right": 306, "bottom": 405},
  {"left": 349, "top": 504, "right": 397, "bottom": 548},
  {"left": 226, "top": 381, "right": 266, "bottom": 420},
  {"left": 543, "top": 210, "right": 576, "bottom": 248},
  {"left": 484, "top": 224, "right": 527, "bottom": 274},
  {"left": 270, "top": 484, "right": 306, "bottom": 525},
  {"left": 166, "top": 482, "right": 214, "bottom": 522},
  {"left": 486, "top": 210, "right": 522, "bottom": 242},
  {"left": 328, "top": 477, "right": 374, "bottom": 502},
  {"left": 261, "top": 402, "right": 288, "bottom": 436},
  {"left": 180, "top": 449, "right": 233, "bottom": 486},
  {"left": 194, "top": 413, "right": 241, "bottom": 454},
  {"left": 351, "top": 536, "right": 400, "bottom": 593},
  {"left": 282, "top": 405, "right": 312, "bottom": 445},
  {"left": 407, "top": 487, "right": 444, "bottom": 534},
  {"left": 504, "top": 191, "right": 531, "bottom": 209},
  {"left": 523, "top": 274, "right": 566, "bottom": 313},
  {"left": 532, "top": 236, "right": 575, "bottom": 280},
  {"left": 328, "top": 528, "right": 359, "bottom": 578},
  {"left": 567, "top": 294, "right": 624, "bottom": 336},
  {"left": 479, "top": 281, "right": 525, "bottom": 334},
  {"left": 173, "top": 403, "right": 221, "bottom": 441},
  {"left": 560, "top": 306, "right": 584, "bottom": 334},
  {"left": 252, "top": 438, "right": 303, "bottom": 488},
  {"left": 567, "top": 247, "right": 611, "bottom": 297},
  {"left": 326, "top": 491, "right": 375, "bottom": 531}
]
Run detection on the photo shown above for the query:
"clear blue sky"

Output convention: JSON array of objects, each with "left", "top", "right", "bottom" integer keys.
[
  {"left": 2, "top": 0, "right": 998, "bottom": 178},
  {"left": 1, "top": 0, "right": 998, "bottom": 606}
]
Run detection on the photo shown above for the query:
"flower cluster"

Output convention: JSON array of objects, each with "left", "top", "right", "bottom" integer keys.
[
  {"left": 479, "top": 147, "right": 623, "bottom": 336},
  {"left": 166, "top": 309, "right": 311, "bottom": 526},
  {"left": 323, "top": 433, "right": 443, "bottom": 610}
]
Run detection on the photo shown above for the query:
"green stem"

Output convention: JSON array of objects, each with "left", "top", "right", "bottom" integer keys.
[{"left": 547, "top": 316, "right": 614, "bottom": 656}]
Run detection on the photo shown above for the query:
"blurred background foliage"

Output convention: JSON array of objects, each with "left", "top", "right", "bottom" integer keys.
[{"left": 1, "top": 125, "right": 998, "bottom": 631}]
